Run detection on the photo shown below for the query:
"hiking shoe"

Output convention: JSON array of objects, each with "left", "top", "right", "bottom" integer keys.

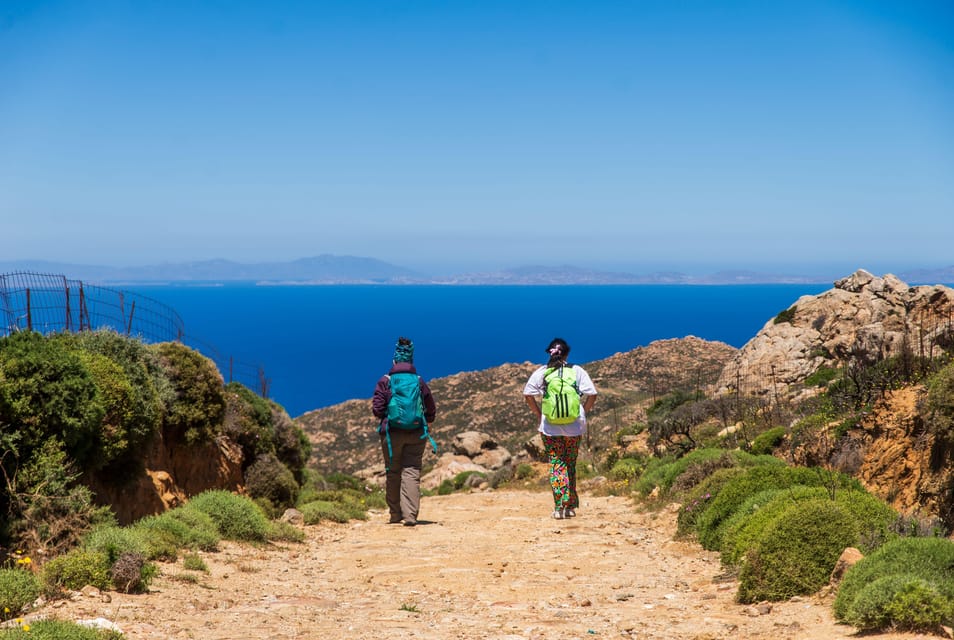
[
  {"left": 388, "top": 516, "right": 403, "bottom": 524},
  {"left": 552, "top": 509, "right": 565, "bottom": 520},
  {"left": 403, "top": 518, "right": 417, "bottom": 526},
  {"left": 564, "top": 508, "right": 576, "bottom": 518}
]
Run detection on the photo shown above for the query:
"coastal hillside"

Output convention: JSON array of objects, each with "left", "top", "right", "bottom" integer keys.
[{"left": 296, "top": 336, "right": 737, "bottom": 477}]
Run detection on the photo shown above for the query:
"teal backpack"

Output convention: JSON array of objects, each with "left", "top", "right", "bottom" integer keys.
[
  {"left": 382, "top": 372, "right": 437, "bottom": 468},
  {"left": 542, "top": 365, "right": 582, "bottom": 424}
]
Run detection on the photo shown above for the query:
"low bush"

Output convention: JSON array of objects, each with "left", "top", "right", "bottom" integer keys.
[
  {"left": 110, "top": 551, "right": 156, "bottom": 594},
  {"left": 133, "top": 506, "right": 221, "bottom": 554},
  {"left": 0, "top": 568, "right": 41, "bottom": 621},
  {"left": 737, "top": 498, "right": 859, "bottom": 603},
  {"left": 40, "top": 549, "right": 111, "bottom": 594},
  {"left": 245, "top": 453, "right": 299, "bottom": 511},
  {"left": 0, "top": 618, "right": 123, "bottom": 639},
  {"left": 834, "top": 537, "right": 954, "bottom": 632},
  {"left": 83, "top": 525, "right": 149, "bottom": 564},
  {"left": 609, "top": 457, "right": 644, "bottom": 482},
  {"left": 152, "top": 342, "right": 225, "bottom": 445},
  {"left": 437, "top": 471, "right": 487, "bottom": 495},
  {"left": 675, "top": 466, "right": 745, "bottom": 538},
  {"left": 186, "top": 490, "right": 270, "bottom": 542},
  {"left": 299, "top": 500, "right": 353, "bottom": 524},
  {"left": 748, "top": 426, "right": 786, "bottom": 455},
  {"left": 694, "top": 465, "right": 860, "bottom": 551}
]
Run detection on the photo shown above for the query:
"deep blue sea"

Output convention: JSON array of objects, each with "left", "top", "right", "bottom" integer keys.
[{"left": 131, "top": 284, "right": 829, "bottom": 417}]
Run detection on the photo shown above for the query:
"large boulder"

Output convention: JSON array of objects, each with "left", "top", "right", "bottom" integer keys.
[{"left": 716, "top": 270, "right": 954, "bottom": 398}]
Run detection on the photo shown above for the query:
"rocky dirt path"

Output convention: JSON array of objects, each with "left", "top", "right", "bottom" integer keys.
[{"left": 44, "top": 490, "right": 939, "bottom": 640}]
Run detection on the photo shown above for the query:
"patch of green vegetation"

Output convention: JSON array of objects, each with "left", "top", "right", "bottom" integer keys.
[
  {"left": 773, "top": 305, "right": 797, "bottom": 325},
  {"left": 748, "top": 426, "right": 786, "bottom": 455},
  {"left": 0, "top": 568, "right": 41, "bottom": 621},
  {"left": 0, "top": 618, "right": 123, "bottom": 639},
  {"left": 186, "top": 490, "right": 270, "bottom": 542},
  {"left": 834, "top": 537, "right": 954, "bottom": 632}
]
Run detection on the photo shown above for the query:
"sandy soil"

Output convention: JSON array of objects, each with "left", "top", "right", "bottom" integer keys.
[{"left": 36, "top": 490, "right": 944, "bottom": 640}]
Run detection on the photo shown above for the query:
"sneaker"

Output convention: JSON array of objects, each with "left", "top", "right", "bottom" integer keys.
[
  {"left": 403, "top": 518, "right": 417, "bottom": 527},
  {"left": 552, "top": 509, "right": 565, "bottom": 520},
  {"left": 564, "top": 508, "right": 576, "bottom": 518}
]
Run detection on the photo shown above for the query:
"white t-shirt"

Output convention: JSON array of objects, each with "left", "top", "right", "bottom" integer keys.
[{"left": 523, "top": 363, "right": 598, "bottom": 437}]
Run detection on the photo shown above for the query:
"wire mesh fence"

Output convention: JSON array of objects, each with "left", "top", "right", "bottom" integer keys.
[{"left": 0, "top": 272, "right": 269, "bottom": 398}]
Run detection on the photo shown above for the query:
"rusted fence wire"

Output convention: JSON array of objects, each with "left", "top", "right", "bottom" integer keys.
[{"left": 0, "top": 272, "right": 269, "bottom": 398}]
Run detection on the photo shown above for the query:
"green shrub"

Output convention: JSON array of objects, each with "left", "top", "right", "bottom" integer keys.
[
  {"left": 0, "top": 331, "right": 104, "bottom": 468},
  {"left": 609, "top": 457, "right": 644, "bottom": 482},
  {"left": 152, "top": 342, "right": 225, "bottom": 445},
  {"left": 721, "top": 486, "right": 896, "bottom": 568},
  {"left": 749, "top": 426, "right": 786, "bottom": 455},
  {"left": 299, "top": 500, "right": 353, "bottom": 524},
  {"left": 695, "top": 465, "right": 860, "bottom": 551},
  {"left": 737, "top": 498, "right": 859, "bottom": 603},
  {"left": 0, "top": 568, "right": 41, "bottom": 620},
  {"left": 515, "top": 463, "right": 535, "bottom": 480},
  {"left": 269, "top": 405, "right": 311, "bottom": 485},
  {"left": 437, "top": 471, "right": 487, "bottom": 495},
  {"left": 186, "top": 490, "right": 270, "bottom": 542},
  {"left": 773, "top": 306, "right": 797, "bottom": 324},
  {"left": 133, "top": 506, "right": 220, "bottom": 555},
  {"left": 834, "top": 537, "right": 954, "bottom": 632},
  {"left": 41, "top": 549, "right": 111, "bottom": 594},
  {"left": 266, "top": 520, "right": 306, "bottom": 543},
  {"left": 223, "top": 382, "right": 275, "bottom": 466},
  {"left": 244, "top": 453, "right": 299, "bottom": 510},
  {"left": 74, "top": 351, "right": 138, "bottom": 470},
  {"left": 923, "top": 362, "right": 954, "bottom": 442},
  {"left": 719, "top": 486, "right": 828, "bottom": 566},
  {"left": 675, "top": 467, "right": 745, "bottom": 538},
  {"left": 84, "top": 525, "right": 149, "bottom": 564},
  {"left": 182, "top": 553, "right": 208, "bottom": 572},
  {"left": 0, "top": 618, "right": 124, "bottom": 639},
  {"left": 803, "top": 366, "right": 840, "bottom": 388}
]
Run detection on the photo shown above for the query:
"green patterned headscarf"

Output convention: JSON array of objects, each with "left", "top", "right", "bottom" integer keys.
[{"left": 393, "top": 338, "right": 414, "bottom": 363}]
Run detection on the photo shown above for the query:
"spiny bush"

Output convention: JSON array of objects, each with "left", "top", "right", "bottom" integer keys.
[
  {"left": 186, "top": 490, "right": 270, "bottom": 542},
  {"left": 0, "top": 618, "right": 123, "bottom": 639},
  {"left": 109, "top": 551, "right": 156, "bottom": 594},
  {"left": 694, "top": 465, "right": 861, "bottom": 551},
  {"left": 834, "top": 536, "right": 954, "bottom": 633},
  {"left": 40, "top": 549, "right": 111, "bottom": 595},
  {"left": 3, "top": 439, "right": 114, "bottom": 557},
  {"left": 0, "top": 568, "right": 41, "bottom": 621},
  {"left": 152, "top": 341, "right": 225, "bottom": 445},
  {"left": 737, "top": 498, "right": 860, "bottom": 603}
]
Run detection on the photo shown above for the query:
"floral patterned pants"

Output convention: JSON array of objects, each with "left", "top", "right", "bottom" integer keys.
[{"left": 542, "top": 435, "right": 581, "bottom": 510}]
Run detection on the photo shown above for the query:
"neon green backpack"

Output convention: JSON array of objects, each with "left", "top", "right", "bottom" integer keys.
[{"left": 542, "top": 365, "right": 581, "bottom": 424}]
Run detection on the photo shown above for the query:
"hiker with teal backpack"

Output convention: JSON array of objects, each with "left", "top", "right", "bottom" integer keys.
[
  {"left": 372, "top": 337, "right": 437, "bottom": 526},
  {"left": 523, "top": 338, "right": 597, "bottom": 519}
]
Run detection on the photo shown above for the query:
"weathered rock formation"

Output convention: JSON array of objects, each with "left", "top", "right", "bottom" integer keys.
[
  {"left": 716, "top": 270, "right": 954, "bottom": 398},
  {"left": 85, "top": 434, "right": 244, "bottom": 525}
]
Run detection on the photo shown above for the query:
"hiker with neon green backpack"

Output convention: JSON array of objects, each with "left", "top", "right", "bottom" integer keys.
[
  {"left": 523, "top": 338, "right": 597, "bottom": 520},
  {"left": 372, "top": 337, "right": 437, "bottom": 527}
]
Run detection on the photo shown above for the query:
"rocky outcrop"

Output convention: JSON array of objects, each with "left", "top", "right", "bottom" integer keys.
[{"left": 716, "top": 270, "right": 954, "bottom": 398}]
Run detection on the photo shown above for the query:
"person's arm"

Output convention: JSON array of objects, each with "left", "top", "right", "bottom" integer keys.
[
  {"left": 582, "top": 394, "right": 596, "bottom": 413},
  {"left": 420, "top": 378, "right": 437, "bottom": 424},
  {"left": 371, "top": 376, "right": 390, "bottom": 420},
  {"left": 524, "top": 394, "right": 542, "bottom": 419}
]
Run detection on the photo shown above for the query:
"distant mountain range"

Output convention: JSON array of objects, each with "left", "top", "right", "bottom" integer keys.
[{"left": 2, "top": 256, "right": 952, "bottom": 286}]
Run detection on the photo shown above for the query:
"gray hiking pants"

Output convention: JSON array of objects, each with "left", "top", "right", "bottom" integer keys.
[{"left": 380, "top": 428, "right": 426, "bottom": 523}]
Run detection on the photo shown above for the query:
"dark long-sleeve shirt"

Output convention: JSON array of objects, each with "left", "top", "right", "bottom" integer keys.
[{"left": 372, "top": 361, "right": 437, "bottom": 424}]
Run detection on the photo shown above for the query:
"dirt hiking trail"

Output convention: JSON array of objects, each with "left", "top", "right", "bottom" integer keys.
[{"left": 47, "top": 490, "right": 939, "bottom": 640}]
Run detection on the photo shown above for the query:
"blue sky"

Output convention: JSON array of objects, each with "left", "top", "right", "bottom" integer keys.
[{"left": 2, "top": 1, "right": 952, "bottom": 276}]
